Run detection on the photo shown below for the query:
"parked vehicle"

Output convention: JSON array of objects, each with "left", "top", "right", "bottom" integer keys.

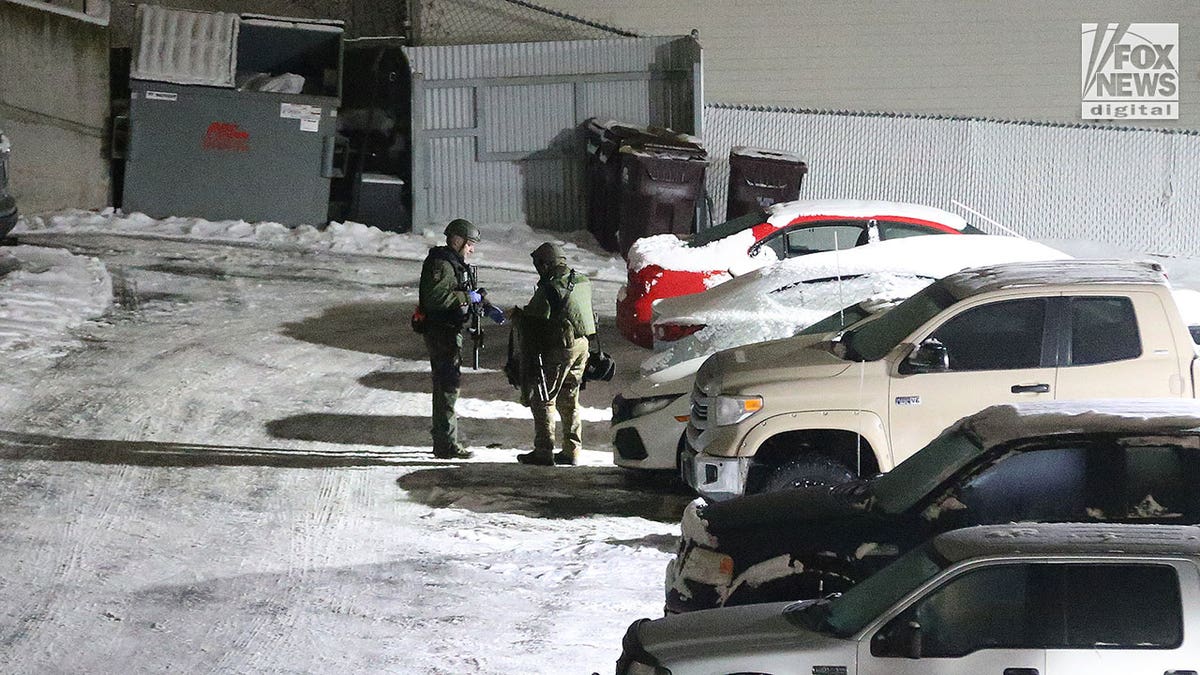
[
  {"left": 666, "top": 398, "right": 1200, "bottom": 613},
  {"left": 0, "top": 130, "right": 17, "bottom": 237},
  {"left": 683, "top": 259, "right": 1199, "bottom": 501},
  {"left": 644, "top": 234, "right": 1067, "bottom": 373},
  {"left": 613, "top": 300, "right": 893, "bottom": 472},
  {"left": 625, "top": 522, "right": 1200, "bottom": 674},
  {"left": 617, "top": 199, "right": 981, "bottom": 347}
]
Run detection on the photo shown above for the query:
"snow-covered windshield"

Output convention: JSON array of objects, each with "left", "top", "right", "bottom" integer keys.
[
  {"left": 796, "top": 543, "right": 946, "bottom": 637},
  {"left": 685, "top": 210, "right": 765, "bottom": 248},
  {"left": 870, "top": 431, "right": 984, "bottom": 513},
  {"left": 842, "top": 281, "right": 957, "bottom": 360}
]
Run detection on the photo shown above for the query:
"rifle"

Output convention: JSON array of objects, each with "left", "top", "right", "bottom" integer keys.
[
  {"left": 535, "top": 353, "right": 551, "bottom": 402},
  {"left": 467, "top": 264, "right": 483, "bottom": 370}
]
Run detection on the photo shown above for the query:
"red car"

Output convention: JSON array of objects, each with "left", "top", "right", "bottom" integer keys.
[{"left": 616, "top": 199, "right": 981, "bottom": 347}]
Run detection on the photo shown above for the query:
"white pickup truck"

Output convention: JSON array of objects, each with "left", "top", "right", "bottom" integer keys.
[{"left": 683, "top": 259, "right": 1200, "bottom": 500}]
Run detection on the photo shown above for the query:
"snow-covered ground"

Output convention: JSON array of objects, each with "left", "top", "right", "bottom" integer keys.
[
  {"left": 5, "top": 210, "right": 1200, "bottom": 673},
  {"left": 0, "top": 212, "right": 683, "bottom": 674}
]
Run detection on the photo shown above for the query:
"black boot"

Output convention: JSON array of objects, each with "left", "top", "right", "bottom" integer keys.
[
  {"left": 433, "top": 447, "right": 474, "bottom": 460},
  {"left": 553, "top": 451, "right": 576, "bottom": 465},
  {"left": 517, "top": 450, "right": 553, "bottom": 466}
]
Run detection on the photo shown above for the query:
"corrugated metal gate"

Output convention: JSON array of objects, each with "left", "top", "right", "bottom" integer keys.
[
  {"left": 403, "top": 36, "right": 701, "bottom": 231},
  {"left": 705, "top": 105, "right": 1200, "bottom": 258}
]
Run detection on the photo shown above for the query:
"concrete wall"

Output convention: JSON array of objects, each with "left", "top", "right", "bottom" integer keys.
[
  {"left": 0, "top": 1, "right": 111, "bottom": 212},
  {"left": 535, "top": 0, "right": 1200, "bottom": 131}
]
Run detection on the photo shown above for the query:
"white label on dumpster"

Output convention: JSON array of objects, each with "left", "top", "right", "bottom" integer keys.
[
  {"left": 280, "top": 103, "right": 322, "bottom": 119},
  {"left": 146, "top": 91, "right": 178, "bottom": 102},
  {"left": 299, "top": 118, "right": 319, "bottom": 132}
]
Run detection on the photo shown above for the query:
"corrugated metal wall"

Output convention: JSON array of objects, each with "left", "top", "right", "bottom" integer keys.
[
  {"left": 405, "top": 36, "right": 701, "bottom": 231},
  {"left": 705, "top": 105, "right": 1200, "bottom": 258}
]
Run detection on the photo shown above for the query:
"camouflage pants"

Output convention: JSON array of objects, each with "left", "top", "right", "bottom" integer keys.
[
  {"left": 424, "top": 326, "right": 464, "bottom": 455},
  {"left": 530, "top": 337, "right": 589, "bottom": 459}
]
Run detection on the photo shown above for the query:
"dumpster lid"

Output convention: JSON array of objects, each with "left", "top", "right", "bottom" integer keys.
[
  {"left": 241, "top": 13, "right": 344, "bottom": 32},
  {"left": 131, "top": 4, "right": 239, "bottom": 87},
  {"left": 731, "top": 146, "right": 805, "bottom": 163}
]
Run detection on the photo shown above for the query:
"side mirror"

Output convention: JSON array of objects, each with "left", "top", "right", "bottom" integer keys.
[
  {"left": 902, "top": 338, "right": 948, "bottom": 374},
  {"left": 873, "top": 618, "right": 923, "bottom": 659},
  {"left": 902, "top": 620, "right": 923, "bottom": 659}
]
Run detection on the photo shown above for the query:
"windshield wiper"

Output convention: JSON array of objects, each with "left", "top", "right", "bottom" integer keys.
[{"left": 785, "top": 598, "right": 834, "bottom": 632}]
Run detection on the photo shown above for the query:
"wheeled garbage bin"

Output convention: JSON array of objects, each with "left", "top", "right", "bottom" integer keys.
[
  {"left": 584, "top": 118, "right": 708, "bottom": 255},
  {"left": 726, "top": 147, "right": 807, "bottom": 220},
  {"left": 584, "top": 118, "right": 623, "bottom": 252},
  {"left": 617, "top": 145, "right": 708, "bottom": 257}
]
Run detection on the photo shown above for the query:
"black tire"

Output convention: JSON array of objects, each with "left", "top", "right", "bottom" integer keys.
[
  {"left": 758, "top": 455, "right": 855, "bottom": 494},
  {"left": 724, "top": 554, "right": 860, "bottom": 606}
]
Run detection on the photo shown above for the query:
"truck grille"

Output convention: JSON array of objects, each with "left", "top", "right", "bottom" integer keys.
[{"left": 689, "top": 385, "right": 710, "bottom": 429}]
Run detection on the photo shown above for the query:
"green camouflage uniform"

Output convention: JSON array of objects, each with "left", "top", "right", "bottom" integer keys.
[
  {"left": 521, "top": 262, "right": 595, "bottom": 463},
  {"left": 419, "top": 245, "right": 472, "bottom": 457}
]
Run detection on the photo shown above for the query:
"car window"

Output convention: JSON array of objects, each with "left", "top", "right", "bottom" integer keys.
[
  {"left": 781, "top": 223, "right": 867, "bottom": 256},
  {"left": 928, "top": 298, "right": 1047, "bottom": 371},
  {"left": 685, "top": 210, "right": 765, "bottom": 248},
  {"left": 873, "top": 562, "right": 1182, "bottom": 657},
  {"left": 1109, "top": 443, "right": 1200, "bottom": 520},
  {"left": 844, "top": 281, "right": 958, "bottom": 361},
  {"left": 948, "top": 448, "right": 1090, "bottom": 525},
  {"left": 878, "top": 222, "right": 951, "bottom": 240},
  {"left": 1067, "top": 296, "right": 1141, "bottom": 365}
]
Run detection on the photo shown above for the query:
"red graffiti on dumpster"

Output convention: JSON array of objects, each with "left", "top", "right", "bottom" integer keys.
[{"left": 202, "top": 122, "right": 249, "bottom": 152}]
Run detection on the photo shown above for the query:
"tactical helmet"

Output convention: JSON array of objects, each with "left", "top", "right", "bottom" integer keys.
[
  {"left": 530, "top": 241, "right": 566, "bottom": 264},
  {"left": 444, "top": 218, "right": 481, "bottom": 242}
]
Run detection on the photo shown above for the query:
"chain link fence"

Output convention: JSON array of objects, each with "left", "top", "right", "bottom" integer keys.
[{"left": 412, "top": 0, "right": 636, "bottom": 45}]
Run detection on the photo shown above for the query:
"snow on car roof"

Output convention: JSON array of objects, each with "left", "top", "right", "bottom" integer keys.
[
  {"left": 941, "top": 258, "right": 1167, "bottom": 300},
  {"left": 762, "top": 199, "right": 969, "bottom": 231},
  {"left": 626, "top": 199, "right": 970, "bottom": 274},
  {"left": 955, "top": 399, "right": 1200, "bottom": 451},
  {"left": 934, "top": 523, "right": 1200, "bottom": 563}
]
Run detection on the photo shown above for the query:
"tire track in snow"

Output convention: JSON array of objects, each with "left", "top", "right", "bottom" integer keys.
[{"left": 0, "top": 463, "right": 148, "bottom": 671}]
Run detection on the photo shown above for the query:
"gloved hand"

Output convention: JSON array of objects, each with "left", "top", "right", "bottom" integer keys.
[
  {"left": 476, "top": 287, "right": 489, "bottom": 301},
  {"left": 484, "top": 303, "right": 506, "bottom": 325},
  {"left": 467, "top": 290, "right": 483, "bottom": 304}
]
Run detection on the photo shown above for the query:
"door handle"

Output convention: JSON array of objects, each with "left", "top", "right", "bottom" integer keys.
[
  {"left": 1165, "top": 670, "right": 1198, "bottom": 675},
  {"left": 1011, "top": 383, "right": 1050, "bottom": 394},
  {"left": 1003, "top": 669, "right": 1039, "bottom": 675}
]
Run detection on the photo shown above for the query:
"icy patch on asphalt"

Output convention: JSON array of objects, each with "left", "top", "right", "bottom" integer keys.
[{"left": 0, "top": 244, "right": 112, "bottom": 362}]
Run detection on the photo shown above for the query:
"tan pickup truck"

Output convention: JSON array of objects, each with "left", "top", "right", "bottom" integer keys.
[{"left": 683, "top": 259, "right": 1200, "bottom": 500}]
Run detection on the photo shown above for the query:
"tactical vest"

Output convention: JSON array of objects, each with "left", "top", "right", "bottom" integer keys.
[
  {"left": 538, "top": 268, "right": 595, "bottom": 349},
  {"left": 419, "top": 246, "right": 471, "bottom": 327}
]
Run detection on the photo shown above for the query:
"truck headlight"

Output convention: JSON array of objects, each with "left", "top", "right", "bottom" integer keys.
[{"left": 711, "top": 395, "right": 763, "bottom": 426}]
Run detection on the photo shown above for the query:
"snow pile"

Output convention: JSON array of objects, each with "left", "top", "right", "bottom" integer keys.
[
  {"left": 16, "top": 209, "right": 628, "bottom": 282},
  {"left": 0, "top": 244, "right": 112, "bottom": 362},
  {"left": 627, "top": 229, "right": 768, "bottom": 275}
]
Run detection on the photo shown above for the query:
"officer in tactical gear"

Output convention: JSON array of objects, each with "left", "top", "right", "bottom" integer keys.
[
  {"left": 418, "top": 218, "right": 503, "bottom": 459},
  {"left": 516, "top": 241, "right": 596, "bottom": 466}
]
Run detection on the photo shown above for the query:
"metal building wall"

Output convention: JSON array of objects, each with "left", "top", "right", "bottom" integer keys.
[
  {"left": 705, "top": 105, "right": 1200, "bottom": 258},
  {"left": 404, "top": 36, "right": 701, "bottom": 231}
]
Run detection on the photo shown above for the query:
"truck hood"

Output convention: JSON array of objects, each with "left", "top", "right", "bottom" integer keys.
[
  {"left": 699, "top": 334, "right": 852, "bottom": 394},
  {"left": 700, "top": 485, "right": 869, "bottom": 536},
  {"left": 638, "top": 601, "right": 855, "bottom": 666}
]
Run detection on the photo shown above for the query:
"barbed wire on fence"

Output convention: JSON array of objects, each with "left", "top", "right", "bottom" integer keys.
[{"left": 413, "top": 0, "right": 637, "bottom": 45}]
